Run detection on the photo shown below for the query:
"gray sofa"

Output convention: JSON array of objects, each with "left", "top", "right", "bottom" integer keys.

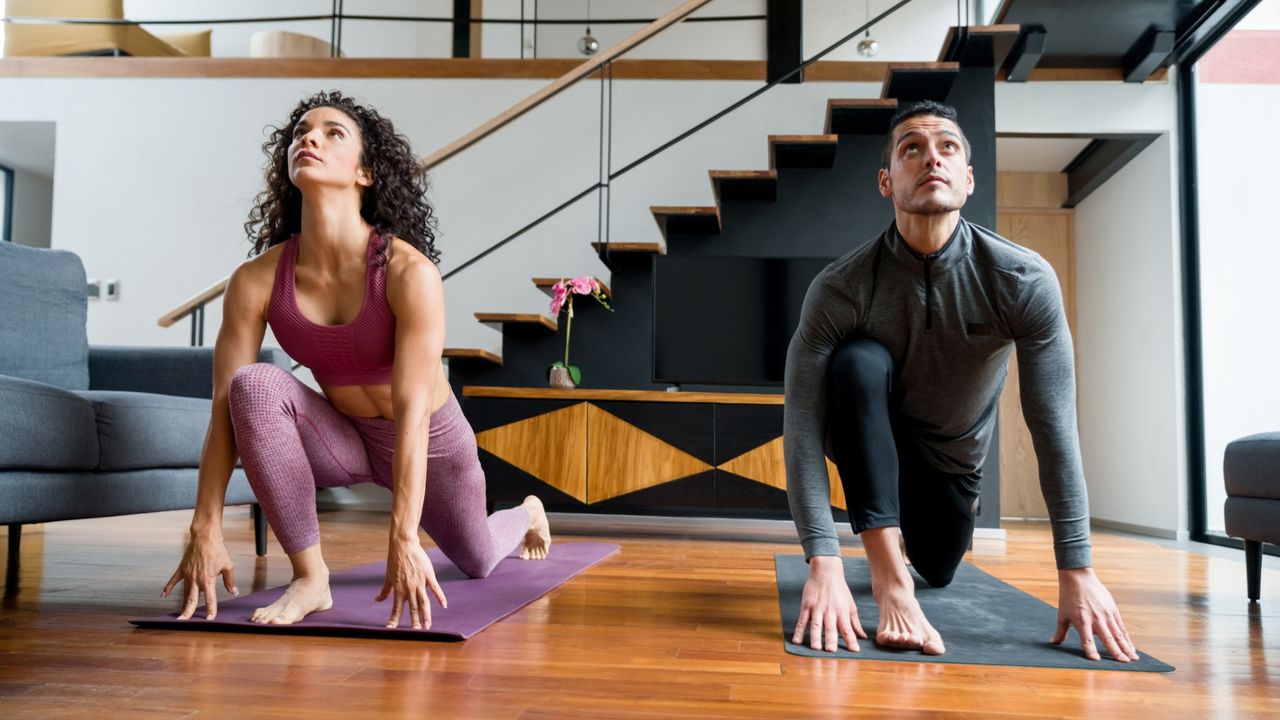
[
  {"left": 0, "top": 241, "right": 285, "bottom": 580},
  {"left": 1224, "top": 433, "right": 1280, "bottom": 602}
]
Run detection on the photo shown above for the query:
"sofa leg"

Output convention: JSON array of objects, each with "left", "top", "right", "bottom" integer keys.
[
  {"left": 5, "top": 524, "right": 20, "bottom": 596},
  {"left": 252, "top": 504, "right": 267, "bottom": 557},
  {"left": 1246, "top": 540, "right": 1262, "bottom": 602}
]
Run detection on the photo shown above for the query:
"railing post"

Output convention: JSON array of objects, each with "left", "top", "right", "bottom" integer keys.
[{"left": 189, "top": 304, "right": 205, "bottom": 347}]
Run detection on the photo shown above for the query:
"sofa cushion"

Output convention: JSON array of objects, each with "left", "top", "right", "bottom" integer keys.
[
  {"left": 1224, "top": 497, "right": 1280, "bottom": 545},
  {"left": 1224, "top": 432, "right": 1280, "bottom": 500},
  {"left": 80, "top": 391, "right": 211, "bottom": 471},
  {"left": 0, "top": 242, "right": 90, "bottom": 390},
  {"left": 0, "top": 374, "right": 99, "bottom": 470}
]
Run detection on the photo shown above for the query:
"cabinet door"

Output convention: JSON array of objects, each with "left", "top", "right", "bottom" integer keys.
[
  {"left": 585, "top": 401, "right": 714, "bottom": 510},
  {"left": 466, "top": 398, "right": 588, "bottom": 509},
  {"left": 714, "top": 404, "right": 847, "bottom": 512}
]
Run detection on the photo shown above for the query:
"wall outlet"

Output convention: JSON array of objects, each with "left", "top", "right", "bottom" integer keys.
[
  {"left": 86, "top": 279, "right": 100, "bottom": 300},
  {"left": 104, "top": 279, "right": 120, "bottom": 300}
]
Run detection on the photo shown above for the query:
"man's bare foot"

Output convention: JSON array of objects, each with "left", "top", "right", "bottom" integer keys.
[
  {"left": 874, "top": 585, "right": 945, "bottom": 655},
  {"left": 519, "top": 495, "right": 551, "bottom": 560},
  {"left": 250, "top": 573, "right": 332, "bottom": 625}
]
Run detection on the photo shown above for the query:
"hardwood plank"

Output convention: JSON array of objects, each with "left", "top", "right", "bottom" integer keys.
[{"left": 463, "top": 386, "right": 784, "bottom": 404}]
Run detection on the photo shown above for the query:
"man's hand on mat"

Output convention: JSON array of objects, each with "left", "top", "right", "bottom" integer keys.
[
  {"left": 1051, "top": 567, "right": 1139, "bottom": 663},
  {"left": 377, "top": 540, "right": 447, "bottom": 629},
  {"left": 794, "top": 555, "right": 867, "bottom": 652},
  {"left": 162, "top": 533, "right": 238, "bottom": 621}
]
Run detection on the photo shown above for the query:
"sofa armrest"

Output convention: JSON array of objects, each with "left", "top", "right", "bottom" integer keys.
[{"left": 88, "top": 346, "right": 292, "bottom": 399}]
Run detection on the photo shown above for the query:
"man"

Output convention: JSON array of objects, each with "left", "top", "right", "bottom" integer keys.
[{"left": 784, "top": 100, "right": 1138, "bottom": 662}]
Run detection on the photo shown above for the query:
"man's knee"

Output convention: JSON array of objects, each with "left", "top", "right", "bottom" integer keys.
[
  {"left": 908, "top": 555, "right": 961, "bottom": 588},
  {"left": 829, "top": 338, "right": 893, "bottom": 400}
]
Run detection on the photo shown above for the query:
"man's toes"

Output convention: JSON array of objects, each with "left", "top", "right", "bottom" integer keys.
[{"left": 922, "top": 636, "right": 946, "bottom": 655}]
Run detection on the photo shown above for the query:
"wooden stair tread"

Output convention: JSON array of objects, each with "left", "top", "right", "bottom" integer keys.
[
  {"left": 824, "top": 98, "right": 899, "bottom": 135},
  {"left": 474, "top": 313, "right": 557, "bottom": 331},
  {"left": 768, "top": 134, "right": 839, "bottom": 170},
  {"left": 650, "top": 205, "right": 719, "bottom": 215},
  {"left": 937, "top": 24, "right": 1020, "bottom": 68},
  {"left": 651, "top": 205, "right": 722, "bottom": 240},
  {"left": 591, "top": 241, "right": 666, "bottom": 255},
  {"left": 881, "top": 62, "right": 961, "bottom": 102},
  {"left": 532, "top": 276, "right": 612, "bottom": 298},
  {"left": 442, "top": 348, "right": 503, "bottom": 365},
  {"left": 709, "top": 169, "right": 778, "bottom": 204}
]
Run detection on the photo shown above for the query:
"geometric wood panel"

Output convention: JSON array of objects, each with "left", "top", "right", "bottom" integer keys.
[
  {"left": 475, "top": 403, "right": 587, "bottom": 502},
  {"left": 717, "top": 436, "right": 848, "bottom": 510},
  {"left": 586, "top": 404, "right": 713, "bottom": 503}
]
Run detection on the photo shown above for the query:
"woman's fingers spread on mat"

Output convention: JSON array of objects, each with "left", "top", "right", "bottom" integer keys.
[
  {"left": 419, "top": 587, "right": 432, "bottom": 628},
  {"left": 177, "top": 581, "right": 201, "bottom": 621},
  {"left": 203, "top": 575, "right": 219, "bottom": 620},
  {"left": 427, "top": 574, "right": 447, "bottom": 610},
  {"left": 375, "top": 579, "right": 392, "bottom": 603},
  {"left": 222, "top": 566, "right": 239, "bottom": 596},
  {"left": 162, "top": 567, "right": 181, "bottom": 597}
]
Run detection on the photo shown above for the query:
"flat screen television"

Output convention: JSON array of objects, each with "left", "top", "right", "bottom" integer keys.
[{"left": 652, "top": 256, "right": 835, "bottom": 386}]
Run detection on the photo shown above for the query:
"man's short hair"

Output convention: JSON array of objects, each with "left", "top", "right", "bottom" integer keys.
[{"left": 880, "top": 100, "right": 971, "bottom": 169}]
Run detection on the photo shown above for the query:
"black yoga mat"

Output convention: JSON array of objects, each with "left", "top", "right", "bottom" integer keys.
[
  {"left": 775, "top": 554, "right": 1173, "bottom": 672},
  {"left": 132, "top": 542, "right": 618, "bottom": 640}
]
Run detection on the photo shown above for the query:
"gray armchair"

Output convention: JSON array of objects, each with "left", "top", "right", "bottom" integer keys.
[
  {"left": 1224, "top": 433, "right": 1280, "bottom": 602},
  {"left": 0, "top": 241, "right": 285, "bottom": 580}
]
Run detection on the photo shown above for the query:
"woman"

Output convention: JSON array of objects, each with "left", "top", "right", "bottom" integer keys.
[{"left": 163, "top": 90, "right": 550, "bottom": 630}]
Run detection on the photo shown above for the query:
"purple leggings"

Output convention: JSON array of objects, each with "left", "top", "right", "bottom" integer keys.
[{"left": 227, "top": 363, "right": 529, "bottom": 578}]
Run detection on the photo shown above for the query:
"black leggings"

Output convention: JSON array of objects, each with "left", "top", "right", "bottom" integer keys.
[{"left": 827, "top": 338, "right": 981, "bottom": 588}]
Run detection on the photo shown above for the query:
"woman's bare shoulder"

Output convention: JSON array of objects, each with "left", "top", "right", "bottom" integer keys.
[{"left": 226, "top": 243, "right": 286, "bottom": 313}]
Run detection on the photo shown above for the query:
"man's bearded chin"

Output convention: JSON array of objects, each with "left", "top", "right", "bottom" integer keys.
[{"left": 893, "top": 182, "right": 967, "bottom": 215}]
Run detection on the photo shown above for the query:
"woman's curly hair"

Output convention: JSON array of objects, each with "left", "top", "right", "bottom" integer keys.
[{"left": 244, "top": 90, "right": 440, "bottom": 264}]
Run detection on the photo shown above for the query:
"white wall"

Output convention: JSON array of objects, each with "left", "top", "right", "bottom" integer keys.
[
  {"left": 8, "top": 167, "right": 54, "bottom": 248},
  {"left": 0, "top": 74, "right": 876, "bottom": 356},
  {"left": 1195, "top": 81, "right": 1280, "bottom": 535},
  {"left": 996, "top": 80, "right": 1187, "bottom": 537}
]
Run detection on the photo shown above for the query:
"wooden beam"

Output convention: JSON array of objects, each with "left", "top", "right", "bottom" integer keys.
[
  {"left": 1062, "top": 135, "right": 1159, "bottom": 208},
  {"left": 1005, "top": 30, "right": 1046, "bottom": 83},
  {"left": 1123, "top": 29, "right": 1175, "bottom": 83}
]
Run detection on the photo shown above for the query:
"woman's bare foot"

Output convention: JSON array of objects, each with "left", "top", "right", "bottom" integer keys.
[
  {"left": 874, "top": 585, "right": 945, "bottom": 655},
  {"left": 250, "top": 573, "right": 333, "bottom": 625},
  {"left": 519, "top": 495, "right": 551, "bottom": 560}
]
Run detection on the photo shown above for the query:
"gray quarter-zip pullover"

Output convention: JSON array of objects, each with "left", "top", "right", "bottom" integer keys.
[{"left": 784, "top": 217, "right": 1091, "bottom": 570}]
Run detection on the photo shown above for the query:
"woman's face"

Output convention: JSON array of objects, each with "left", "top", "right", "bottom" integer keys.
[{"left": 287, "top": 106, "right": 372, "bottom": 194}]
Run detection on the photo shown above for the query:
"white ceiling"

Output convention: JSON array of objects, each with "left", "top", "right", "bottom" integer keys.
[
  {"left": 995, "top": 136, "right": 1091, "bottom": 173},
  {"left": 0, "top": 122, "right": 56, "bottom": 178}
]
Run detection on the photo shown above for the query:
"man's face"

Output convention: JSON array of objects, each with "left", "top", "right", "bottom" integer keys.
[{"left": 878, "top": 115, "right": 974, "bottom": 215}]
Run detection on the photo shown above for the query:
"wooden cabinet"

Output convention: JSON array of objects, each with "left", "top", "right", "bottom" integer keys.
[{"left": 463, "top": 387, "right": 845, "bottom": 518}]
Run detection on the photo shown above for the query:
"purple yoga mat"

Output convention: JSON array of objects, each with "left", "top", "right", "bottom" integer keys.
[{"left": 131, "top": 542, "right": 619, "bottom": 640}]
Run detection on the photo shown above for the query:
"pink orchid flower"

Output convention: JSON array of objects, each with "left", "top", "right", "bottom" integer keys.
[
  {"left": 549, "top": 281, "right": 569, "bottom": 315},
  {"left": 569, "top": 276, "right": 596, "bottom": 295}
]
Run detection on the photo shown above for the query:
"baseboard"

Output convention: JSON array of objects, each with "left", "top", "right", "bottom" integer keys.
[
  {"left": 1091, "top": 517, "right": 1189, "bottom": 541},
  {"left": 549, "top": 512, "right": 1007, "bottom": 543}
]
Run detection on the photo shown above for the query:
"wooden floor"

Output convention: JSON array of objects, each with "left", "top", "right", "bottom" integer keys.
[{"left": 1, "top": 511, "right": 1277, "bottom": 719}]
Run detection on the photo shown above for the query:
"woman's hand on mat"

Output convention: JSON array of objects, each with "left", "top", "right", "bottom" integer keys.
[
  {"left": 1051, "top": 567, "right": 1139, "bottom": 662},
  {"left": 162, "top": 532, "right": 238, "bottom": 621},
  {"left": 794, "top": 555, "right": 867, "bottom": 652},
  {"left": 377, "top": 539, "right": 447, "bottom": 629}
]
